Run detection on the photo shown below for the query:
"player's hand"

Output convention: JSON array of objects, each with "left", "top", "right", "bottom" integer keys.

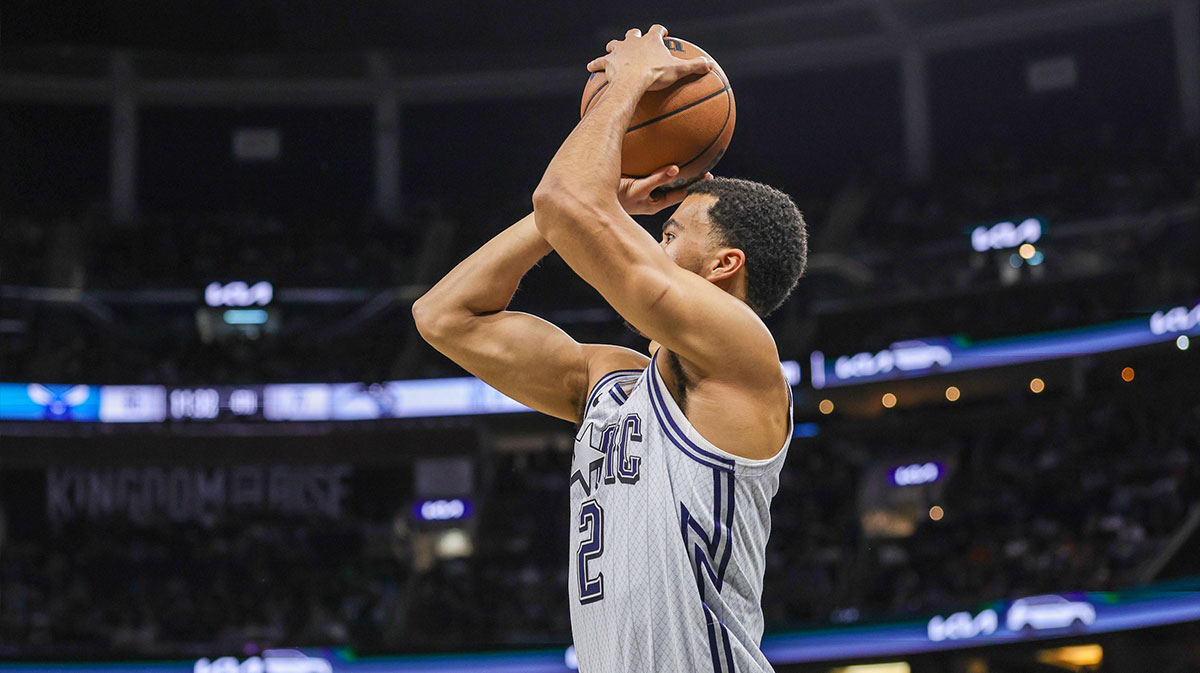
[
  {"left": 618, "top": 165, "right": 712, "bottom": 215},
  {"left": 587, "top": 25, "right": 712, "bottom": 91}
]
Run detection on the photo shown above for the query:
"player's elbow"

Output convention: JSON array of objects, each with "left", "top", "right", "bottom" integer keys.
[
  {"left": 532, "top": 181, "right": 608, "bottom": 237},
  {"left": 411, "top": 293, "right": 455, "bottom": 345},
  {"left": 531, "top": 180, "right": 571, "bottom": 231}
]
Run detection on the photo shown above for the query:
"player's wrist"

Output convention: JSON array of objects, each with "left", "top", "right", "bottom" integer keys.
[{"left": 607, "top": 68, "right": 655, "bottom": 97}]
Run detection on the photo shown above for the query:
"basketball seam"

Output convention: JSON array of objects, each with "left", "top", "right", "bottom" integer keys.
[
  {"left": 623, "top": 70, "right": 732, "bottom": 179},
  {"left": 582, "top": 80, "right": 610, "bottom": 117},
  {"left": 671, "top": 69, "right": 732, "bottom": 174},
  {"left": 625, "top": 83, "right": 729, "bottom": 133}
]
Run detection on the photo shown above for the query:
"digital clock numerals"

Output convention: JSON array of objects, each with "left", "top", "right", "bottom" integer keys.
[{"left": 169, "top": 388, "right": 220, "bottom": 420}]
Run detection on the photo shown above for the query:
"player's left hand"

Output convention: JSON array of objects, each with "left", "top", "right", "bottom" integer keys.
[
  {"left": 618, "top": 165, "right": 712, "bottom": 215},
  {"left": 587, "top": 25, "right": 712, "bottom": 91}
]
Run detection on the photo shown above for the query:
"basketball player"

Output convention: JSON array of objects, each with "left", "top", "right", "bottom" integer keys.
[{"left": 413, "top": 25, "right": 807, "bottom": 673}]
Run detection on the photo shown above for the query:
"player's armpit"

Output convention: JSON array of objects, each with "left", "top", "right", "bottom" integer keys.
[
  {"left": 415, "top": 309, "right": 589, "bottom": 423},
  {"left": 415, "top": 306, "right": 646, "bottom": 425}
]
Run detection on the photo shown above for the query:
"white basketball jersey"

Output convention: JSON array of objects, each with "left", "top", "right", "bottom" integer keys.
[{"left": 568, "top": 351, "right": 791, "bottom": 673}]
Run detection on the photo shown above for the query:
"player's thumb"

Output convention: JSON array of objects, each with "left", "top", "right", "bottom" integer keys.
[{"left": 678, "top": 57, "right": 713, "bottom": 77}]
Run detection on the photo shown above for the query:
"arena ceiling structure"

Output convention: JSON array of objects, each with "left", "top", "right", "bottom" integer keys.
[
  {"left": 2, "top": 0, "right": 1193, "bottom": 98},
  {"left": 4, "top": 0, "right": 1195, "bottom": 211}
]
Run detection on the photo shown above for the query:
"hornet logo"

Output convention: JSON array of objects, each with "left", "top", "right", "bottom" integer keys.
[{"left": 27, "top": 384, "right": 91, "bottom": 421}]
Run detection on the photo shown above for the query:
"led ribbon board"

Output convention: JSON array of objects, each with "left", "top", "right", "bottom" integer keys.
[
  {"left": 810, "top": 302, "right": 1200, "bottom": 389},
  {"left": 0, "top": 368, "right": 803, "bottom": 423},
  {"left": 1, "top": 582, "right": 1196, "bottom": 671},
  {"left": 3, "top": 305, "right": 1193, "bottom": 421}
]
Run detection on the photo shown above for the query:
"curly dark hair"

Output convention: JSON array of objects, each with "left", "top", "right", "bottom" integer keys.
[{"left": 686, "top": 177, "right": 808, "bottom": 316}]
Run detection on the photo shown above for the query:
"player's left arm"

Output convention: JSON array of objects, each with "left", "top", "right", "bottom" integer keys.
[{"left": 532, "top": 26, "right": 781, "bottom": 385}]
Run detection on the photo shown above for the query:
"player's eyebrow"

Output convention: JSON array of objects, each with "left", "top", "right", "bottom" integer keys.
[{"left": 662, "top": 219, "right": 683, "bottom": 234}]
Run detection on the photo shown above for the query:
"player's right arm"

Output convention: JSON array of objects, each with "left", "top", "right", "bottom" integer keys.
[
  {"left": 412, "top": 213, "right": 592, "bottom": 423},
  {"left": 412, "top": 170, "right": 680, "bottom": 423}
]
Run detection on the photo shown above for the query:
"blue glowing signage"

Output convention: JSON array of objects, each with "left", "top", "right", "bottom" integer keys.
[
  {"left": 1, "top": 582, "right": 1196, "bottom": 671},
  {"left": 889, "top": 462, "right": 943, "bottom": 486},
  {"left": 970, "top": 217, "right": 1044, "bottom": 252},
  {"left": 810, "top": 302, "right": 1200, "bottom": 389},
  {"left": 4, "top": 304, "right": 1194, "bottom": 423},
  {"left": 205, "top": 281, "right": 273, "bottom": 307},
  {"left": 413, "top": 498, "right": 473, "bottom": 522},
  {"left": 0, "top": 383, "right": 100, "bottom": 422},
  {"left": 223, "top": 308, "right": 269, "bottom": 325}
]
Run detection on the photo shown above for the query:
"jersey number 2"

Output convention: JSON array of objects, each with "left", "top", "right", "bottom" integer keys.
[{"left": 577, "top": 499, "right": 604, "bottom": 603}]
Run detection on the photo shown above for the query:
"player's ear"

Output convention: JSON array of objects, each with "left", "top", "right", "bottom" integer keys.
[{"left": 705, "top": 247, "right": 745, "bottom": 282}]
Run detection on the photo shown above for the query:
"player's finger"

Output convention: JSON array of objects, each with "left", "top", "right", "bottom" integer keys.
[
  {"left": 649, "top": 24, "right": 668, "bottom": 37},
  {"left": 678, "top": 57, "right": 713, "bottom": 77},
  {"left": 606, "top": 40, "right": 617, "bottom": 53},
  {"left": 587, "top": 57, "right": 607, "bottom": 72},
  {"left": 649, "top": 185, "right": 688, "bottom": 208},
  {"left": 625, "top": 28, "right": 642, "bottom": 39},
  {"left": 643, "top": 164, "right": 680, "bottom": 187}
]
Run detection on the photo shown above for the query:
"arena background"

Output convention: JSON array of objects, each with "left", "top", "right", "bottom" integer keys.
[{"left": 1, "top": 1, "right": 1199, "bottom": 671}]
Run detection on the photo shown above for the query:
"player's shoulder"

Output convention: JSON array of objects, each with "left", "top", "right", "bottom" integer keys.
[{"left": 581, "top": 344, "right": 648, "bottom": 398}]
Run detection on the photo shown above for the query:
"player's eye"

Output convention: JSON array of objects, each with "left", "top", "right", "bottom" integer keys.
[{"left": 663, "top": 233, "right": 675, "bottom": 243}]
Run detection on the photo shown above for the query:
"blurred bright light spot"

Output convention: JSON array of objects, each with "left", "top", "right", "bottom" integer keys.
[
  {"left": 1030, "top": 378, "right": 1045, "bottom": 393},
  {"left": 945, "top": 386, "right": 960, "bottom": 402},
  {"left": 1121, "top": 366, "right": 1135, "bottom": 382},
  {"left": 1008, "top": 254, "right": 1023, "bottom": 268},
  {"left": 831, "top": 663, "right": 910, "bottom": 673},
  {"left": 223, "top": 309, "right": 268, "bottom": 325},
  {"left": 818, "top": 399, "right": 835, "bottom": 414},
  {"left": 1036, "top": 644, "right": 1103, "bottom": 669},
  {"left": 1018, "top": 243, "right": 1036, "bottom": 260},
  {"left": 1028, "top": 250, "right": 1045, "bottom": 266},
  {"left": 434, "top": 529, "right": 473, "bottom": 559},
  {"left": 881, "top": 393, "right": 897, "bottom": 408},
  {"left": 793, "top": 422, "right": 820, "bottom": 438},
  {"left": 929, "top": 506, "right": 945, "bottom": 521},
  {"left": 1178, "top": 335, "right": 1190, "bottom": 350}
]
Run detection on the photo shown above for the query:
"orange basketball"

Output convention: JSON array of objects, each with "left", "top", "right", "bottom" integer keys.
[{"left": 581, "top": 36, "right": 735, "bottom": 190}]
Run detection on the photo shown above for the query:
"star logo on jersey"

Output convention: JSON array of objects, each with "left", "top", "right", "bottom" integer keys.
[{"left": 570, "top": 422, "right": 607, "bottom": 496}]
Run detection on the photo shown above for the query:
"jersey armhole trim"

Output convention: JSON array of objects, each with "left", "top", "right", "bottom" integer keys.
[
  {"left": 585, "top": 369, "right": 644, "bottom": 410},
  {"left": 649, "top": 351, "right": 792, "bottom": 471}
]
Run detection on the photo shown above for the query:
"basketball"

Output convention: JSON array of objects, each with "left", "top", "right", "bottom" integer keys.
[{"left": 581, "top": 36, "right": 735, "bottom": 189}]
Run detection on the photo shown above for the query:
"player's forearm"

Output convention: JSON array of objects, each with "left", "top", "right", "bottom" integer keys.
[
  {"left": 533, "top": 74, "right": 650, "bottom": 220},
  {"left": 412, "top": 213, "right": 550, "bottom": 334}
]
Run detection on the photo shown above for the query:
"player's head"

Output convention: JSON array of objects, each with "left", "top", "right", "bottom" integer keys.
[{"left": 659, "top": 177, "right": 807, "bottom": 316}]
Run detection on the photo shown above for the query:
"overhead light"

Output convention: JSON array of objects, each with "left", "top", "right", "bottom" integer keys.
[
  {"left": 1121, "top": 366, "right": 1135, "bottom": 382},
  {"left": 1030, "top": 378, "right": 1045, "bottom": 393},
  {"left": 881, "top": 392, "right": 897, "bottom": 408},
  {"left": 819, "top": 399, "right": 835, "bottom": 414},
  {"left": 945, "top": 386, "right": 960, "bottom": 402},
  {"left": 1178, "top": 335, "right": 1190, "bottom": 350},
  {"left": 929, "top": 505, "right": 945, "bottom": 521},
  {"left": 1018, "top": 243, "right": 1036, "bottom": 260}
]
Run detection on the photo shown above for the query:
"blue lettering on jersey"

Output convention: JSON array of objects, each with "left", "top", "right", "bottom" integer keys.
[
  {"left": 604, "top": 413, "right": 642, "bottom": 486},
  {"left": 571, "top": 413, "right": 643, "bottom": 496}
]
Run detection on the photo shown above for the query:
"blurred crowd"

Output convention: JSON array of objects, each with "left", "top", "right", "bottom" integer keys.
[
  {"left": 2, "top": 137, "right": 1197, "bottom": 386},
  {"left": 3, "top": 382, "right": 1196, "bottom": 657},
  {"left": 0, "top": 515, "right": 408, "bottom": 657},
  {"left": 764, "top": 386, "right": 1200, "bottom": 626}
]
